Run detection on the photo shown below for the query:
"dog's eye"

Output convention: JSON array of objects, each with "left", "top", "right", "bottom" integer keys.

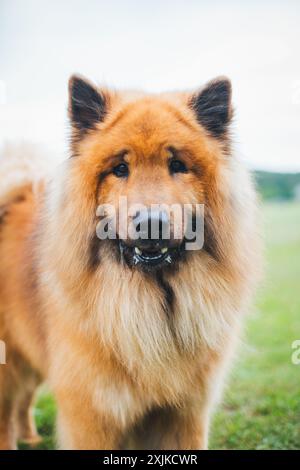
[
  {"left": 113, "top": 162, "right": 129, "bottom": 178},
  {"left": 169, "top": 159, "right": 187, "bottom": 174}
]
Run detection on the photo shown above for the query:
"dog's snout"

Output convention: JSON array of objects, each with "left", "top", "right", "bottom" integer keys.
[{"left": 133, "top": 209, "right": 170, "bottom": 249}]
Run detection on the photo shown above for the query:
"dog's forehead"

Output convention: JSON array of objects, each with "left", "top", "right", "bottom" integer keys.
[
  {"left": 134, "top": 100, "right": 174, "bottom": 126},
  {"left": 102, "top": 97, "right": 195, "bottom": 155}
]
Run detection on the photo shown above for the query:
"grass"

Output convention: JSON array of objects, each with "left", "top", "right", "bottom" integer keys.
[
  {"left": 22, "top": 202, "right": 300, "bottom": 450},
  {"left": 210, "top": 202, "right": 300, "bottom": 449}
]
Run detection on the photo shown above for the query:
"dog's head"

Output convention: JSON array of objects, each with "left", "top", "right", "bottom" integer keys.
[{"left": 66, "top": 75, "right": 233, "bottom": 273}]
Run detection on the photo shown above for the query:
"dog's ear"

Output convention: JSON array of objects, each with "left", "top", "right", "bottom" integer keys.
[
  {"left": 68, "top": 75, "right": 107, "bottom": 148},
  {"left": 189, "top": 77, "right": 233, "bottom": 139}
]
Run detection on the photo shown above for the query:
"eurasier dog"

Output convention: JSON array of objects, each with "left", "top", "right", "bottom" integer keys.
[{"left": 0, "top": 75, "right": 260, "bottom": 449}]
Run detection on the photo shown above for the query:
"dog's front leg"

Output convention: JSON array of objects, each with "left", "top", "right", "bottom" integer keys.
[
  {"left": 170, "top": 412, "right": 209, "bottom": 450},
  {"left": 55, "top": 390, "right": 123, "bottom": 450},
  {"left": 131, "top": 402, "right": 210, "bottom": 450},
  {"left": 161, "top": 405, "right": 210, "bottom": 450}
]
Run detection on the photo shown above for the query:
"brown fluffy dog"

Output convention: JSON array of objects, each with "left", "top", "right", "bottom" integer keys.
[{"left": 0, "top": 76, "right": 260, "bottom": 449}]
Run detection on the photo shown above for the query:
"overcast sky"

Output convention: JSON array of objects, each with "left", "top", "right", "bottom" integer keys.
[{"left": 1, "top": 0, "right": 300, "bottom": 171}]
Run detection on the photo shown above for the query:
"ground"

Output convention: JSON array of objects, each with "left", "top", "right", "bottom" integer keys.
[{"left": 20, "top": 202, "right": 300, "bottom": 450}]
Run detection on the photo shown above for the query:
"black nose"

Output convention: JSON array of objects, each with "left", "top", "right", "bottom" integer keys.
[{"left": 132, "top": 209, "right": 170, "bottom": 250}]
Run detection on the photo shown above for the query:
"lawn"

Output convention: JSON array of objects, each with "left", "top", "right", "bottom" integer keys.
[{"left": 22, "top": 202, "right": 300, "bottom": 450}]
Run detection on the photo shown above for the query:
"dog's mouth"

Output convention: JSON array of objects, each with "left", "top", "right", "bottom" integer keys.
[
  {"left": 133, "top": 245, "right": 171, "bottom": 266},
  {"left": 118, "top": 240, "right": 184, "bottom": 269}
]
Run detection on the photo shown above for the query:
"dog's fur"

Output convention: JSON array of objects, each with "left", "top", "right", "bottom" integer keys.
[{"left": 0, "top": 76, "right": 261, "bottom": 449}]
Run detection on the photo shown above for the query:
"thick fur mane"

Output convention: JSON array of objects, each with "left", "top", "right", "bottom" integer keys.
[{"left": 39, "top": 152, "right": 260, "bottom": 395}]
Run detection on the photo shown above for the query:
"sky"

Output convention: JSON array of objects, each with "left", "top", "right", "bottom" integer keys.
[{"left": 0, "top": 0, "right": 300, "bottom": 171}]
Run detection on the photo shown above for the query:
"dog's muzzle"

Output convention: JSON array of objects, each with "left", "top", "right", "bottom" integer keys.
[{"left": 119, "top": 209, "right": 183, "bottom": 269}]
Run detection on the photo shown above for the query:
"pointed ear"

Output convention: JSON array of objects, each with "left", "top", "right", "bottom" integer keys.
[
  {"left": 68, "top": 75, "right": 107, "bottom": 144},
  {"left": 189, "top": 77, "right": 233, "bottom": 139}
]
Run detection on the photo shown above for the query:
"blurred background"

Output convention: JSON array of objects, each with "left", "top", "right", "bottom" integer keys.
[{"left": 1, "top": 0, "right": 299, "bottom": 449}]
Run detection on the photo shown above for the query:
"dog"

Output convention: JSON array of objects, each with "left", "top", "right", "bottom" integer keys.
[{"left": 0, "top": 75, "right": 261, "bottom": 449}]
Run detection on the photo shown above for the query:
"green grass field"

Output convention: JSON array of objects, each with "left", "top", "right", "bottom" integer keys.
[{"left": 23, "top": 202, "right": 300, "bottom": 450}]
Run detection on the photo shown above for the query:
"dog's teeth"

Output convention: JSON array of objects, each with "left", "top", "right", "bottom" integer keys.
[
  {"left": 161, "top": 248, "right": 168, "bottom": 254},
  {"left": 134, "top": 247, "right": 142, "bottom": 255},
  {"left": 166, "top": 255, "right": 172, "bottom": 263}
]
